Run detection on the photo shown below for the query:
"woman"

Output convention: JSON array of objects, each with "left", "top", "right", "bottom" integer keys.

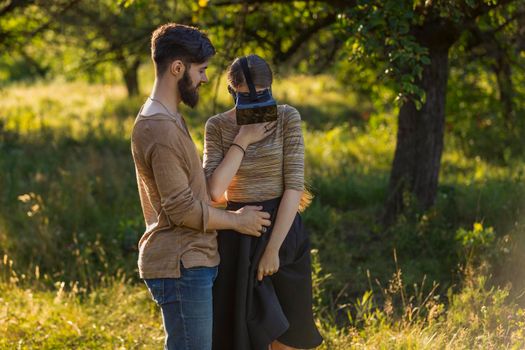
[{"left": 203, "top": 54, "right": 322, "bottom": 350}]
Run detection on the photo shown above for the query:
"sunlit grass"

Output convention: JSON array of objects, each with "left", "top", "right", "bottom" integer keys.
[
  {"left": 1, "top": 81, "right": 133, "bottom": 138},
  {"left": 2, "top": 255, "right": 524, "bottom": 349},
  {"left": 3, "top": 78, "right": 521, "bottom": 186},
  {"left": 0, "top": 279, "right": 163, "bottom": 349}
]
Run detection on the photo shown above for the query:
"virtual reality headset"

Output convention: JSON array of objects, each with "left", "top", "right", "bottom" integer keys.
[{"left": 229, "top": 57, "right": 278, "bottom": 125}]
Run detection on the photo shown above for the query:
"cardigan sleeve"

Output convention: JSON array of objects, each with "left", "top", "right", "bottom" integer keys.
[
  {"left": 282, "top": 106, "right": 305, "bottom": 191},
  {"left": 203, "top": 117, "right": 224, "bottom": 180}
]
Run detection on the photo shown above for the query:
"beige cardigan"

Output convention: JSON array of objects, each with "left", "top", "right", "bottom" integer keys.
[{"left": 203, "top": 105, "right": 305, "bottom": 203}]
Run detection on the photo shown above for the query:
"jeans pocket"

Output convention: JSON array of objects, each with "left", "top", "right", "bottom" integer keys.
[{"left": 144, "top": 279, "right": 165, "bottom": 305}]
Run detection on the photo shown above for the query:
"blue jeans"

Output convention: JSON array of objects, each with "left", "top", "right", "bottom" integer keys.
[{"left": 144, "top": 265, "right": 218, "bottom": 350}]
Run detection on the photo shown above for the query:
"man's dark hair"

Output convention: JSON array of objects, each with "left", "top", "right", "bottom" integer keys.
[{"left": 151, "top": 23, "right": 215, "bottom": 76}]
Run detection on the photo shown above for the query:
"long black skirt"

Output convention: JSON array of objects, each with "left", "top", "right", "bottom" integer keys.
[{"left": 212, "top": 197, "right": 323, "bottom": 350}]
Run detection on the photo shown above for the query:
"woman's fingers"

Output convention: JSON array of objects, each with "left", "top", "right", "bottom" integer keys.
[
  {"left": 263, "top": 121, "right": 277, "bottom": 134},
  {"left": 257, "top": 121, "right": 276, "bottom": 135},
  {"left": 240, "top": 121, "right": 277, "bottom": 144},
  {"left": 257, "top": 269, "right": 273, "bottom": 281}
]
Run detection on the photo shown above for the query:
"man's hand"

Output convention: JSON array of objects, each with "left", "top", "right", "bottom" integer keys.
[
  {"left": 257, "top": 246, "right": 280, "bottom": 281},
  {"left": 233, "top": 205, "right": 271, "bottom": 237}
]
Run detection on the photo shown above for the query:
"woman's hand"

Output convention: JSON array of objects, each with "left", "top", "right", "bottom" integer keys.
[
  {"left": 257, "top": 246, "right": 280, "bottom": 281},
  {"left": 234, "top": 121, "right": 276, "bottom": 149}
]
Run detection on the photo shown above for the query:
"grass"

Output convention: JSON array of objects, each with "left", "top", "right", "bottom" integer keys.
[
  {"left": 2, "top": 255, "right": 524, "bottom": 349},
  {"left": 0, "top": 278, "right": 163, "bottom": 349},
  {"left": 1, "top": 76, "right": 525, "bottom": 348}
]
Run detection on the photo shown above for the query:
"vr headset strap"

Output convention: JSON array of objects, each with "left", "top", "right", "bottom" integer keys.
[{"left": 240, "top": 57, "right": 258, "bottom": 101}]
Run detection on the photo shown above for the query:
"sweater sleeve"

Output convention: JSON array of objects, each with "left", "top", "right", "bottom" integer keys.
[
  {"left": 283, "top": 106, "right": 305, "bottom": 191},
  {"left": 149, "top": 142, "right": 209, "bottom": 232},
  {"left": 203, "top": 117, "right": 224, "bottom": 179}
]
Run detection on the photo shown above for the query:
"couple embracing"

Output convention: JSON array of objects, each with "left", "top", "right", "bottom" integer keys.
[{"left": 131, "top": 23, "right": 322, "bottom": 350}]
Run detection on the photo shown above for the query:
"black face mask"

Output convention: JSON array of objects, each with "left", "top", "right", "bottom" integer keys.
[{"left": 230, "top": 57, "right": 277, "bottom": 125}]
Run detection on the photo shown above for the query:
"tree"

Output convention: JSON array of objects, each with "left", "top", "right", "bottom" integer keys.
[
  {"left": 1, "top": 1, "right": 198, "bottom": 96},
  {"left": 445, "top": 3, "right": 525, "bottom": 160},
  {"left": 351, "top": 1, "right": 521, "bottom": 224},
  {"left": 0, "top": 0, "right": 80, "bottom": 81},
  {"left": 204, "top": 1, "right": 342, "bottom": 70},
  {"left": 57, "top": 0, "right": 193, "bottom": 97},
  {"left": 213, "top": 0, "right": 521, "bottom": 224},
  {"left": 201, "top": 1, "right": 344, "bottom": 112}
]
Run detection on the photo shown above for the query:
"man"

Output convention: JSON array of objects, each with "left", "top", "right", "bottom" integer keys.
[{"left": 131, "top": 23, "right": 271, "bottom": 350}]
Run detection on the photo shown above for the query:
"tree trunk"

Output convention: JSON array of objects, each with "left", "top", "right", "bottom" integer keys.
[
  {"left": 383, "top": 46, "right": 450, "bottom": 225},
  {"left": 122, "top": 59, "right": 141, "bottom": 97},
  {"left": 493, "top": 57, "right": 514, "bottom": 130}
]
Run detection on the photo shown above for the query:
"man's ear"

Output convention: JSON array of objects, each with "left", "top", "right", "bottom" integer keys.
[{"left": 170, "top": 60, "right": 185, "bottom": 76}]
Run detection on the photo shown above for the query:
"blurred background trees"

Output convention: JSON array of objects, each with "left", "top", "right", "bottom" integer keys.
[
  {"left": 1, "top": 0, "right": 525, "bottom": 328},
  {"left": 2, "top": 2, "right": 525, "bottom": 346},
  {"left": 6, "top": 0, "right": 523, "bottom": 219}
]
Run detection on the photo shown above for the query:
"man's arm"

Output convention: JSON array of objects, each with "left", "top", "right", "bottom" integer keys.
[
  {"left": 207, "top": 205, "right": 270, "bottom": 237},
  {"left": 151, "top": 142, "right": 269, "bottom": 236}
]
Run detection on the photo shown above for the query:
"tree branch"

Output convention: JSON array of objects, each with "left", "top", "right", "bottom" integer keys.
[
  {"left": 0, "top": 0, "right": 33, "bottom": 17},
  {"left": 461, "top": 0, "right": 517, "bottom": 21},
  {"left": 213, "top": 0, "right": 351, "bottom": 9},
  {"left": 0, "top": 0, "right": 81, "bottom": 48},
  {"left": 276, "top": 12, "right": 338, "bottom": 63}
]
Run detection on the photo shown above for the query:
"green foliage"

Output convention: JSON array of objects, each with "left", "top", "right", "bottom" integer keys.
[
  {"left": 201, "top": 1, "right": 341, "bottom": 72},
  {"left": 456, "top": 222, "right": 495, "bottom": 257},
  {"left": 442, "top": 2, "right": 525, "bottom": 161},
  {"left": 341, "top": 1, "right": 429, "bottom": 104},
  {"left": 3, "top": 0, "right": 524, "bottom": 165}
]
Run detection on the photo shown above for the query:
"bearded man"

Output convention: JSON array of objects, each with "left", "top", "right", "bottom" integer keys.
[{"left": 130, "top": 23, "right": 271, "bottom": 350}]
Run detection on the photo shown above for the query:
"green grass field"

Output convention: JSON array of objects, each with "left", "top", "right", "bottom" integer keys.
[{"left": 1, "top": 77, "right": 525, "bottom": 349}]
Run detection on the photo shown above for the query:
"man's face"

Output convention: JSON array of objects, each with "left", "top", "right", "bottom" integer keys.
[{"left": 178, "top": 61, "right": 209, "bottom": 108}]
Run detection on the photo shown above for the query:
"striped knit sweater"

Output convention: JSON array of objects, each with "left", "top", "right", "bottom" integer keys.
[{"left": 203, "top": 104, "right": 304, "bottom": 204}]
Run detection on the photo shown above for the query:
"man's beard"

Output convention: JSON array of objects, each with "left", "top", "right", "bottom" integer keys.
[{"left": 178, "top": 71, "right": 200, "bottom": 108}]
